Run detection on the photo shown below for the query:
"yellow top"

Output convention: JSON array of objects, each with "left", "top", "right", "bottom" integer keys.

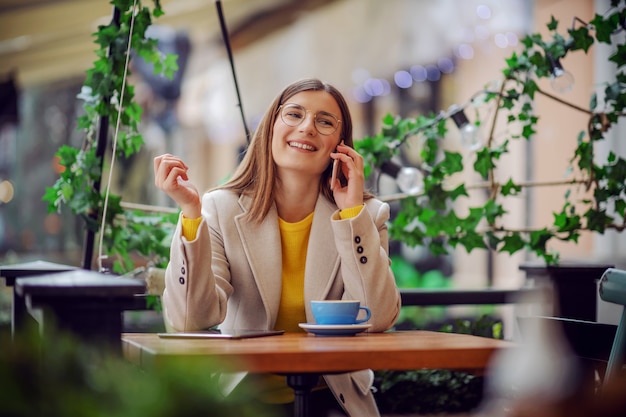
[{"left": 273, "top": 212, "right": 312, "bottom": 332}]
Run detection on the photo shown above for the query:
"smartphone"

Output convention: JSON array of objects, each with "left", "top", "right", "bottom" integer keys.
[
  {"left": 331, "top": 158, "right": 340, "bottom": 190},
  {"left": 157, "top": 329, "right": 285, "bottom": 339}
]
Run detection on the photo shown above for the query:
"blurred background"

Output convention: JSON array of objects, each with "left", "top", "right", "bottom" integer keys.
[{"left": 1, "top": 0, "right": 624, "bottom": 329}]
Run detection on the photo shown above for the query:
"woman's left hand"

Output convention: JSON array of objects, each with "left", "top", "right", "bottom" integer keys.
[{"left": 330, "top": 142, "right": 365, "bottom": 210}]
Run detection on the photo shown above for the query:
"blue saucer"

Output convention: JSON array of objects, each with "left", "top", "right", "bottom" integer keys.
[{"left": 298, "top": 323, "right": 371, "bottom": 336}]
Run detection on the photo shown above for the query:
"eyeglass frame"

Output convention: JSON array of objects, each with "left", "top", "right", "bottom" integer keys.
[{"left": 277, "top": 103, "right": 342, "bottom": 136}]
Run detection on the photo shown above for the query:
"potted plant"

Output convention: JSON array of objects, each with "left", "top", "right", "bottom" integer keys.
[{"left": 355, "top": 2, "right": 626, "bottom": 266}]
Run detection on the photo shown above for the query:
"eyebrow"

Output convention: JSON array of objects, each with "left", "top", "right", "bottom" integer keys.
[
  {"left": 318, "top": 110, "right": 338, "bottom": 118},
  {"left": 284, "top": 103, "right": 339, "bottom": 120}
]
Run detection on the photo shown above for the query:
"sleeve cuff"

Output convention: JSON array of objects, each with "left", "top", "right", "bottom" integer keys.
[
  {"left": 181, "top": 215, "right": 202, "bottom": 241},
  {"left": 339, "top": 204, "right": 364, "bottom": 220}
]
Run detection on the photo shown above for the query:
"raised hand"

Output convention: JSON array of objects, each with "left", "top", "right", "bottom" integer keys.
[
  {"left": 153, "top": 154, "right": 201, "bottom": 219},
  {"left": 330, "top": 142, "right": 365, "bottom": 210}
]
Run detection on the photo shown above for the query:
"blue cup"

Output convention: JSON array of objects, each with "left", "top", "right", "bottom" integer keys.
[{"left": 311, "top": 300, "right": 371, "bottom": 325}]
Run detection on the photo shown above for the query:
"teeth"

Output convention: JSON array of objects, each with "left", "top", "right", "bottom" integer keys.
[{"left": 289, "top": 142, "right": 316, "bottom": 151}]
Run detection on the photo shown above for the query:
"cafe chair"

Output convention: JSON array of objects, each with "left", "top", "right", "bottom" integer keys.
[{"left": 598, "top": 268, "right": 626, "bottom": 387}]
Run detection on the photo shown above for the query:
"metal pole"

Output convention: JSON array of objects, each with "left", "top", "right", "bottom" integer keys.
[
  {"left": 82, "top": 5, "right": 121, "bottom": 270},
  {"left": 215, "top": 0, "right": 250, "bottom": 144}
]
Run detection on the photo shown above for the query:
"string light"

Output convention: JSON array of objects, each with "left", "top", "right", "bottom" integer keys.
[
  {"left": 547, "top": 54, "right": 574, "bottom": 94},
  {"left": 449, "top": 104, "right": 483, "bottom": 151},
  {"left": 380, "top": 160, "right": 424, "bottom": 195}
]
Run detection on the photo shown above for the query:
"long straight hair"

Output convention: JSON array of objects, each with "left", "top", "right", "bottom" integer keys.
[{"left": 218, "top": 78, "right": 373, "bottom": 223}]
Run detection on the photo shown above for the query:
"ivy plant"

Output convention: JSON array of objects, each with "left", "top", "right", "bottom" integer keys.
[
  {"left": 356, "top": 1, "right": 626, "bottom": 264},
  {"left": 43, "top": 0, "right": 179, "bottom": 273}
]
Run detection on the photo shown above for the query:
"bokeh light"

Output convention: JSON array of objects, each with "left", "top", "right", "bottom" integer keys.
[
  {"left": 410, "top": 65, "right": 427, "bottom": 82},
  {"left": 455, "top": 44, "right": 475, "bottom": 60},
  {"left": 0, "top": 180, "right": 14, "bottom": 203},
  {"left": 394, "top": 71, "right": 413, "bottom": 89},
  {"left": 476, "top": 5, "right": 491, "bottom": 20},
  {"left": 437, "top": 57, "right": 455, "bottom": 74}
]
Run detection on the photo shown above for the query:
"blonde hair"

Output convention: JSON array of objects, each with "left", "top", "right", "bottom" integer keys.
[{"left": 217, "top": 78, "right": 373, "bottom": 223}]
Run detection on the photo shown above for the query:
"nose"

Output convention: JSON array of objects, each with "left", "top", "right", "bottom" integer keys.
[{"left": 299, "top": 112, "right": 317, "bottom": 135}]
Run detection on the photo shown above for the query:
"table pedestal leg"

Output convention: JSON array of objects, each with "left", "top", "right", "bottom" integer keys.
[{"left": 286, "top": 373, "right": 319, "bottom": 417}]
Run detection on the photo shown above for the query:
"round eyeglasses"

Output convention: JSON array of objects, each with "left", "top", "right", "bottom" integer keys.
[{"left": 279, "top": 103, "right": 341, "bottom": 136}]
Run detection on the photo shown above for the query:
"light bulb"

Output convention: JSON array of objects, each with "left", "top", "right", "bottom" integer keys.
[
  {"left": 380, "top": 161, "right": 424, "bottom": 195},
  {"left": 449, "top": 105, "right": 483, "bottom": 151},
  {"left": 548, "top": 55, "right": 574, "bottom": 94},
  {"left": 550, "top": 68, "right": 575, "bottom": 94},
  {"left": 459, "top": 123, "right": 482, "bottom": 151},
  {"left": 396, "top": 166, "right": 424, "bottom": 194}
]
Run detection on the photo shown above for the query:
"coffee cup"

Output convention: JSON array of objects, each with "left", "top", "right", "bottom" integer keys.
[{"left": 310, "top": 300, "right": 371, "bottom": 325}]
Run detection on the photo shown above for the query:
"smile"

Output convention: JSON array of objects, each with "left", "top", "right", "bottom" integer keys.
[{"left": 288, "top": 141, "right": 317, "bottom": 151}]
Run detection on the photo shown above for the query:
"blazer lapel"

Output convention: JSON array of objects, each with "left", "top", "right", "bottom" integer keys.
[
  {"left": 234, "top": 195, "right": 283, "bottom": 325},
  {"left": 304, "top": 195, "right": 340, "bottom": 303}
]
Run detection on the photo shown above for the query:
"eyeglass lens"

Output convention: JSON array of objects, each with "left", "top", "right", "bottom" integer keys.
[{"left": 280, "top": 104, "right": 340, "bottom": 135}]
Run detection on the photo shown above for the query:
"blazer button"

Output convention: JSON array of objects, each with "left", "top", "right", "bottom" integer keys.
[
  {"left": 354, "top": 236, "right": 361, "bottom": 244},
  {"left": 339, "top": 393, "right": 345, "bottom": 403},
  {"left": 357, "top": 246, "right": 364, "bottom": 253},
  {"left": 360, "top": 256, "right": 367, "bottom": 264},
  {"left": 179, "top": 277, "right": 185, "bottom": 285},
  {"left": 181, "top": 266, "right": 186, "bottom": 274}
]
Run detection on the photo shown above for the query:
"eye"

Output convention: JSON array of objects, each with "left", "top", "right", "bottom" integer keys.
[
  {"left": 316, "top": 114, "right": 337, "bottom": 127},
  {"left": 283, "top": 105, "right": 305, "bottom": 120}
]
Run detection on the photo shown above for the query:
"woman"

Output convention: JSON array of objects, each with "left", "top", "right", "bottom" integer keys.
[{"left": 154, "top": 78, "right": 401, "bottom": 416}]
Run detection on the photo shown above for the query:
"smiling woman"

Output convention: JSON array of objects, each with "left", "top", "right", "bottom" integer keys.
[{"left": 153, "top": 78, "right": 402, "bottom": 416}]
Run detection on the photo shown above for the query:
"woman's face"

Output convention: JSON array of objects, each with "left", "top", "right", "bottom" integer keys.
[{"left": 271, "top": 90, "right": 342, "bottom": 180}]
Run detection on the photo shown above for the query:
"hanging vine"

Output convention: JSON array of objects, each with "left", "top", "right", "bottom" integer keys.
[{"left": 43, "top": 0, "right": 179, "bottom": 273}]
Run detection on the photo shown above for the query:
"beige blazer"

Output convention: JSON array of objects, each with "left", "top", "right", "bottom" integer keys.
[{"left": 163, "top": 189, "right": 401, "bottom": 416}]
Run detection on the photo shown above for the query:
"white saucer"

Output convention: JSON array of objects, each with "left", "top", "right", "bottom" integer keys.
[{"left": 298, "top": 323, "right": 371, "bottom": 336}]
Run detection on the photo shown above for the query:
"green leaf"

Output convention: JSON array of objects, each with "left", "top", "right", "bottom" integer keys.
[
  {"left": 522, "top": 79, "right": 539, "bottom": 99},
  {"left": 521, "top": 36, "right": 534, "bottom": 49},
  {"left": 473, "top": 148, "right": 495, "bottom": 178},
  {"left": 449, "top": 184, "right": 468, "bottom": 200},
  {"left": 501, "top": 178, "right": 522, "bottom": 196},
  {"left": 547, "top": 16, "right": 559, "bottom": 31},
  {"left": 553, "top": 211, "right": 581, "bottom": 232},
  {"left": 438, "top": 151, "right": 464, "bottom": 176},
  {"left": 568, "top": 27, "right": 594, "bottom": 52},
  {"left": 609, "top": 44, "right": 626, "bottom": 67},
  {"left": 521, "top": 123, "right": 536, "bottom": 140},
  {"left": 615, "top": 200, "right": 626, "bottom": 218},
  {"left": 163, "top": 53, "right": 179, "bottom": 79},
  {"left": 501, "top": 234, "right": 525, "bottom": 254},
  {"left": 584, "top": 208, "right": 612, "bottom": 233},
  {"left": 457, "top": 231, "right": 488, "bottom": 253},
  {"left": 590, "top": 13, "right": 612, "bottom": 44},
  {"left": 529, "top": 228, "right": 553, "bottom": 254}
]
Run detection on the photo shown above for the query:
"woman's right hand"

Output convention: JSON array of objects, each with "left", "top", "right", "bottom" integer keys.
[{"left": 154, "top": 154, "right": 202, "bottom": 219}]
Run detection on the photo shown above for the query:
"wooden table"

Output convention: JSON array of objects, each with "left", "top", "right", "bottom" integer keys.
[{"left": 122, "top": 331, "right": 513, "bottom": 416}]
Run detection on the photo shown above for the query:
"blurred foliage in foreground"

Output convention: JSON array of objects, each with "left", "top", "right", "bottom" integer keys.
[{"left": 0, "top": 327, "right": 280, "bottom": 417}]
